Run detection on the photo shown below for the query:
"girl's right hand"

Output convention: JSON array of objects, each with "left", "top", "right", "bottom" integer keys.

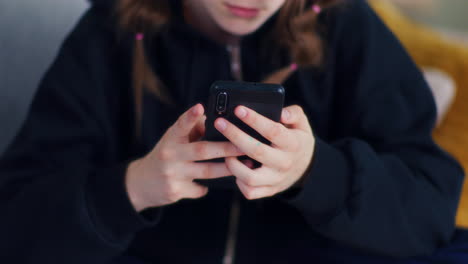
[{"left": 125, "top": 104, "right": 243, "bottom": 212}]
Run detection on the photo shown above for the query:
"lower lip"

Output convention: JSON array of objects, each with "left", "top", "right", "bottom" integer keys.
[{"left": 225, "top": 3, "right": 260, "bottom": 19}]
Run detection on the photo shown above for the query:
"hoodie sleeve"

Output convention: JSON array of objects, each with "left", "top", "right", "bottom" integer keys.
[
  {"left": 0, "top": 8, "right": 160, "bottom": 264},
  {"left": 283, "top": 0, "right": 464, "bottom": 258}
]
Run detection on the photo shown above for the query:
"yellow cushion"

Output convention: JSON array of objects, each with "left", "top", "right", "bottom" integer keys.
[{"left": 369, "top": 0, "right": 468, "bottom": 227}]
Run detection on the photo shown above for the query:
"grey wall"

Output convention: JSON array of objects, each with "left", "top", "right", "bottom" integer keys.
[
  {"left": 426, "top": 0, "right": 468, "bottom": 32},
  {"left": 0, "top": 0, "right": 89, "bottom": 154}
]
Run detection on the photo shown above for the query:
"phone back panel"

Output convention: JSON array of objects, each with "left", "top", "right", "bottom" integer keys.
[{"left": 205, "top": 81, "right": 285, "bottom": 144}]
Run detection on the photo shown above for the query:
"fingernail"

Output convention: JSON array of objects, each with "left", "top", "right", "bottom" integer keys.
[
  {"left": 215, "top": 119, "right": 227, "bottom": 131},
  {"left": 282, "top": 109, "right": 290, "bottom": 120},
  {"left": 236, "top": 107, "right": 247, "bottom": 119}
]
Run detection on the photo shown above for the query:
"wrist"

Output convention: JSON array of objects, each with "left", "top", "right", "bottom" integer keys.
[{"left": 126, "top": 159, "right": 149, "bottom": 212}]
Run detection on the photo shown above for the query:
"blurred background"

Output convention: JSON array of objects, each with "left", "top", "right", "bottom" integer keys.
[
  {"left": 391, "top": 0, "right": 468, "bottom": 42},
  {"left": 0, "top": 0, "right": 467, "bottom": 223},
  {"left": 393, "top": 0, "right": 468, "bottom": 29},
  {"left": 0, "top": 0, "right": 89, "bottom": 152}
]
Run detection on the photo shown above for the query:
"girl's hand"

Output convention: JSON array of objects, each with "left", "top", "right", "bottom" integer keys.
[
  {"left": 126, "top": 104, "right": 244, "bottom": 212},
  {"left": 214, "top": 105, "right": 315, "bottom": 200}
]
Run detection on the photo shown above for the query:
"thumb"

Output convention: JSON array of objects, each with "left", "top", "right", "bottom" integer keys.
[
  {"left": 189, "top": 115, "right": 207, "bottom": 142},
  {"left": 169, "top": 104, "right": 205, "bottom": 140},
  {"left": 281, "top": 105, "right": 311, "bottom": 132}
]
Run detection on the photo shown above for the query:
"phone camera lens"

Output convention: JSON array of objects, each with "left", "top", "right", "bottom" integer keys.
[{"left": 216, "top": 92, "right": 228, "bottom": 115}]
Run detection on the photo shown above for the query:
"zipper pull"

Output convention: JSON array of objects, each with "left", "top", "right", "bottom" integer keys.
[{"left": 226, "top": 44, "right": 243, "bottom": 81}]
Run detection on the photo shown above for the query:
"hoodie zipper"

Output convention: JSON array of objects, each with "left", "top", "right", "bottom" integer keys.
[
  {"left": 226, "top": 44, "right": 243, "bottom": 81},
  {"left": 223, "top": 194, "right": 240, "bottom": 264},
  {"left": 222, "top": 44, "right": 243, "bottom": 264}
]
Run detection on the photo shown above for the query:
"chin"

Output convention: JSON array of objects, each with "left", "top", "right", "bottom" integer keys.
[
  {"left": 224, "top": 27, "right": 257, "bottom": 36},
  {"left": 218, "top": 20, "right": 263, "bottom": 36}
]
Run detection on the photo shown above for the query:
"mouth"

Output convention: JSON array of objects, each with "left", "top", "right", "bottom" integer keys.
[{"left": 224, "top": 3, "right": 260, "bottom": 19}]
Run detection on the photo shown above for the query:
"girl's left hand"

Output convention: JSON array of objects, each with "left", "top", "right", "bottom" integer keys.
[{"left": 214, "top": 105, "right": 316, "bottom": 200}]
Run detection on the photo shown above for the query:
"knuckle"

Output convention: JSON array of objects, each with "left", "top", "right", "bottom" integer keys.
[
  {"left": 165, "top": 184, "right": 181, "bottom": 202},
  {"left": 201, "top": 165, "right": 214, "bottom": 179},
  {"left": 157, "top": 148, "right": 175, "bottom": 161},
  {"left": 279, "top": 159, "right": 293, "bottom": 171},
  {"left": 222, "top": 143, "right": 231, "bottom": 156},
  {"left": 252, "top": 145, "right": 265, "bottom": 160},
  {"left": 224, "top": 143, "right": 238, "bottom": 156},
  {"left": 248, "top": 112, "right": 258, "bottom": 124},
  {"left": 268, "top": 123, "right": 284, "bottom": 139},
  {"left": 160, "top": 167, "right": 176, "bottom": 179},
  {"left": 194, "top": 142, "right": 209, "bottom": 158},
  {"left": 225, "top": 126, "right": 240, "bottom": 142},
  {"left": 228, "top": 129, "right": 239, "bottom": 142}
]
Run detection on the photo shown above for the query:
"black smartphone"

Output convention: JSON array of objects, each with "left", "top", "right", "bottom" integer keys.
[
  {"left": 205, "top": 81, "right": 285, "bottom": 144},
  {"left": 196, "top": 81, "right": 285, "bottom": 190}
]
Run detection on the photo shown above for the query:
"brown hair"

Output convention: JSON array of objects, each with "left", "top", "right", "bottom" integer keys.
[{"left": 116, "top": 0, "right": 341, "bottom": 135}]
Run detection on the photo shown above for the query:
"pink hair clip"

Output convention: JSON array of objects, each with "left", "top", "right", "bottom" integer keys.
[
  {"left": 135, "top": 33, "right": 144, "bottom": 41},
  {"left": 312, "top": 4, "right": 322, "bottom": 14},
  {"left": 290, "top": 63, "right": 298, "bottom": 71}
]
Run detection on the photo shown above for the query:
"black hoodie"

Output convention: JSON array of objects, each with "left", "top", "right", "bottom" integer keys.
[{"left": 0, "top": 0, "right": 464, "bottom": 263}]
